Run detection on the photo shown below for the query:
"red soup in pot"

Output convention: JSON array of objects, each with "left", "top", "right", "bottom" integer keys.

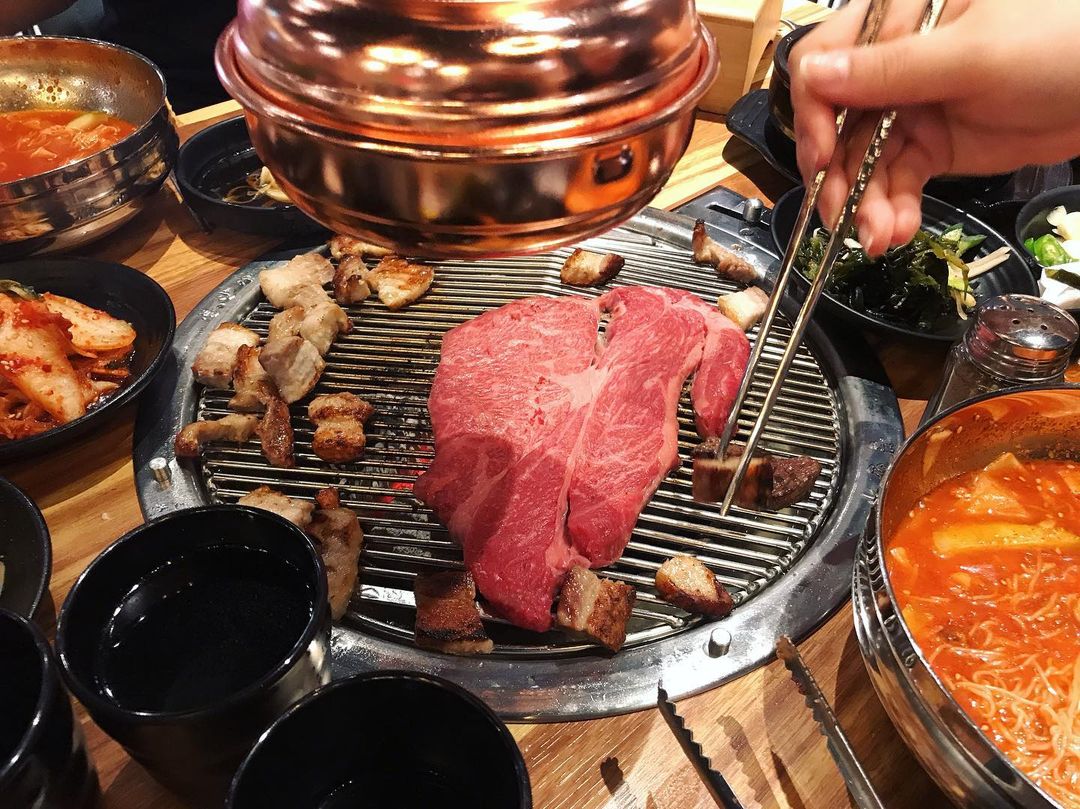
[{"left": 0, "top": 109, "right": 137, "bottom": 183}]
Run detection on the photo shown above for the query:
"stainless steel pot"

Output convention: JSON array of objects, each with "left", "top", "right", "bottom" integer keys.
[
  {"left": 215, "top": 0, "right": 718, "bottom": 258},
  {"left": 854, "top": 385, "right": 1080, "bottom": 809},
  {"left": 0, "top": 37, "right": 178, "bottom": 259}
]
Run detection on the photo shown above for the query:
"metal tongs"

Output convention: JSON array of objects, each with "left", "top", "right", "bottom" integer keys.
[{"left": 710, "top": 0, "right": 949, "bottom": 515}]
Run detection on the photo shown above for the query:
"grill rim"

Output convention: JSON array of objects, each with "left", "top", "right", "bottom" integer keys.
[{"left": 134, "top": 204, "right": 903, "bottom": 721}]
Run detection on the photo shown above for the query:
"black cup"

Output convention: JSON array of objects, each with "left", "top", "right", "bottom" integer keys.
[
  {"left": 228, "top": 671, "right": 532, "bottom": 809},
  {"left": 0, "top": 608, "right": 99, "bottom": 809},
  {"left": 56, "top": 506, "right": 331, "bottom": 808}
]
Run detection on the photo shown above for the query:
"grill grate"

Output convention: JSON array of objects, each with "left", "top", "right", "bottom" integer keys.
[{"left": 194, "top": 231, "right": 842, "bottom": 655}]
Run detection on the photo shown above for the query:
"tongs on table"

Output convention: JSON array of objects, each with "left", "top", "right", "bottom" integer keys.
[{"left": 705, "top": 0, "right": 949, "bottom": 515}]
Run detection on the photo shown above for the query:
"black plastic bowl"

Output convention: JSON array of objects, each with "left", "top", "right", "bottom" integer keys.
[
  {"left": 228, "top": 671, "right": 532, "bottom": 809},
  {"left": 1014, "top": 184, "right": 1080, "bottom": 262},
  {"left": 771, "top": 186, "right": 1038, "bottom": 343},
  {"left": 0, "top": 258, "right": 175, "bottom": 462},
  {"left": 176, "top": 116, "right": 328, "bottom": 238},
  {"left": 0, "top": 478, "right": 51, "bottom": 620}
]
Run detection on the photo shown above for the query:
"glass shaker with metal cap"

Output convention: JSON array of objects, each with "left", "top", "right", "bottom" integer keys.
[{"left": 922, "top": 294, "right": 1079, "bottom": 423}]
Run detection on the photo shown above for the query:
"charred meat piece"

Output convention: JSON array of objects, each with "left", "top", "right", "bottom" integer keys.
[
  {"left": 174, "top": 414, "right": 258, "bottom": 457},
  {"left": 691, "top": 441, "right": 821, "bottom": 509},
  {"left": 716, "top": 287, "right": 770, "bottom": 331},
  {"left": 229, "top": 345, "right": 278, "bottom": 413},
  {"left": 692, "top": 220, "right": 758, "bottom": 283},
  {"left": 414, "top": 571, "right": 493, "bottom": 656},
  {"left": 655, "top": 555, "right": 734, "bottom": 618},
  {"left": 259, "top": 253, "right": 334, "bottom": 309},
  {"left": 560, "top": 248, "right": 624, "bottom": 287},
  {"left": 333, "top": 255, "right": 370, "bottom": 305},
  {"left": 299, "top": 300, "right": 351, "bottom": 356},
  {"left": 555, "top": 565, "right": 636, "bottom": 652},
  {"left": 308, "top": 393, "right": 374, "bottom": 464},
  {"left": 191, "top": 322, "right": 259, "bottom": 389},
  {"left": 237, "top": 485, "right": 314, "bottom": 528},
  {"left": 257, "top": 396, "right": 294, "bottom": 468},
  {"left": 364, "top": 256, "right": 433, "bottom": 310},
  {"left": 328, "top": 234, "right": 392, "bottom": 261},
  {"left": 259, "top": 336, "right": 325, "bottom": 404},
  {"left": 308, "top": 487, "right": 363, "bottom": 620}
]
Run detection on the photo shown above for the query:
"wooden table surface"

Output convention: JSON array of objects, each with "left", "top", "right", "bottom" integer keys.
[{"left": 2, "top": 7, "right": 956, "bottom": 808}]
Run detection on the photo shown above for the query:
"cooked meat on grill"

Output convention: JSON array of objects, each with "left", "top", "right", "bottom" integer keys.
[
  {"left": 328, "top": 234, "right": 392, "bottom": 261},
  {"left": 259, "top": 252, "right": 334, "bottom": 309},
  {"left": 560, "top": 248, "right": 624, "bottom": 287},
  {"left": 256, "top": 396, "right": 294, "bottom": 468},
  {"left": 299, "top": 300, "right": 351, "bottom": 356},
  {"left": 174, "top": 414, "right": 258, "bottom": 457},
  {"left": 237, "top": 484, "right": 314, "bottom": 528},
  {"left": 692, "top": 220, "right": 758, "bottom": 283},
  {"left": 555, "top": 565, "right": 636, "bottom": 652},
  {"left": 267, "top": 306, "right": 304, "bottom": 342},
  {"left": 333, "top": 256, "right": 371, "bottom": 305},
  {"left": 308, "top": 487, "right": 363, "bottom": 620},
  {"left": 191, "top": 322, "right": 260, "bottom": 389},
  {"left": 364, "top": 256, "right": 433, "bottom": 310},
  {"left": 716, "top": 287, "right": 770, "bottom": 331},
  {"left": 691, "top": 441, "right": 821, "bottom": 509},
  {"left": 259, "top": 335, "right": 325, "bottom": 404},
  {"left": 655, "top": 555, "right": 734, "bottom": 618},
  {"left": 307, "top": 392, "right": 374, "bottom": 464},
  {"left": 413, "top": 571, "right": 493, "bottom": 656},
  {"left": 229, "top": 345, "right": 278, "bottom": 413}
]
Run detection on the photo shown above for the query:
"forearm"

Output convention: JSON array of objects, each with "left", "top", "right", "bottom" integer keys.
[{"left": 0, "top": 0, "right": 77, "bottom": 34}]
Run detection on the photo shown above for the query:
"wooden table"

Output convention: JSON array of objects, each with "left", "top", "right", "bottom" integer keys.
[{"left": 2, "top": 11, "right": 954, "bottom": 809}]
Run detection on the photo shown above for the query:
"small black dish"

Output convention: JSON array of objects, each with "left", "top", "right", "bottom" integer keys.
[
  {"left": 56, "top": 505, "right": 331, "bottom": 807},
  {"left": 0, "top": 608, "right": 99, "bottom": 809},
  {"left": 771, "top": 186, "right": 1038, "bottom": 343},
  {"left": 228, "top": 670, "right": 532, "bottom": 809},
  {"left": 768, "top": 23, "right": 818, "bottom": 141},
  {"left": 0, "top": 478, "right": 51, "bottom": 620},
  {"left": 0, "top": 258, "right": 175, "bottom": 462},
  {"left": 176, "top": 116, "right": 328, "bottom": 238},
  {"left": 1015, "top": 184, "right": 1080, "bottom": 262}
]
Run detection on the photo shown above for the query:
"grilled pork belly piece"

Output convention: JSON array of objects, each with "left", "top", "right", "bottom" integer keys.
[
  {"left": 229, "top": 345, "right": 278, "bottom": 413},
  {"left": 237, "top": 485, "right": 314, "bottom": 528},
  {"left": 259, "top": 253, "right": 334, "bottom": 309},
  {"left": 328, "top": 234, "right": 392, "bottom": 261},
  {"left": 364, "top": 256, "right": 433, "bottom": 310},
  {"left": 174, "top": 414, "right": 258, "bottom": 457},
  {"left": 655, "top": 555, "right": 734, "bottom": 618},
  {"left": 716, "top": 287, "right": 769, "bottom": 331},
  {"left": 257, "top": 396, "right": 294, "bottom": 468},
  {"left": 307, "top": 393, "right": 374, "bottom": 464},
  {"left": 268, "top": 306, "right": 304, "bottom": 342},
  {"left": 308, "top": 487, "right": 363, "bottom": 620},
  {"left": 299, "top": 301, "right": 351, "bottom": 356},
  {"left": 414, "top": 571, "right": 493, "bottom": 656},
  {"left": 333, "top": 256, "right": 370, "bottom": 305},
  {"left": 259, "top": 336, "right": 325, "bottom": 404},
  {"left": 691, "top": 441, "right": 821, "bottom": 510},
  {"left": 560, "top": 248, "right": 624, "bottom": 287},
  {"left": 555, "top": 566, "right": 636, "bottom": 652},
  {"left": 692, "top": 220, "right": 757, "bottom": 284},
  {"left": 191, "top": 322, "right": 259, "bottom": 389}
]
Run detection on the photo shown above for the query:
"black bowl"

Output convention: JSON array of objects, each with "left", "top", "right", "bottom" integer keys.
[
  {"left": 176, "top": 116, "right": 328, "bottom": 238},
  {"left": 771, "top": 186, "right": 1038, "bottom": 342},
  {"left": 0, "top": 258, "right": 175, "bottom": 461},
  {"left": 768, "top": 23, "right": 818, "bottom": 141},
  {"left": 1014, "top": 184, "right": 1080, "bottom": 264},
  {"left": 0, "top": 478, "right": 50, "bottom": 620},
  {"left": 228, "top": 671, "right": 532, "bottom": 809}
]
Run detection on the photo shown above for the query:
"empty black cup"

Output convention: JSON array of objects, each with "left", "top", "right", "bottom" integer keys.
[
  {"left": 0, "top": 608, "right": 99, "bottom": 809},
  {"left": 56, "top": 506, "right": 331, "bottom": 808},
  {"left": 228, "top": 671, "right": 532, "bottom": 809}
]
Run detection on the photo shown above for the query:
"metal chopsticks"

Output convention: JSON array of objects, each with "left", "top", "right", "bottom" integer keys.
[{"left": 711, "top": 0, "right": 949, "bottom": 515}]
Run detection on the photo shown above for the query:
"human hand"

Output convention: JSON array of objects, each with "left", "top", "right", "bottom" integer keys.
[{"left": 790, "top": 0, "right": 1080, "bottom": 254}]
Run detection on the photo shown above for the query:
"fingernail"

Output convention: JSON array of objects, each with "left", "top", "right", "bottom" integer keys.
[
  {"left": 859, "top": 227, "right": 875, "bottom": 254},
  {"left": 801, "top": 51, "right": 851, "bottom": 84}
]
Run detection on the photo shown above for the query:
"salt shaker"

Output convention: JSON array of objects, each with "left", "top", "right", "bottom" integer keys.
[{"left": 922, "top": 294, "right": 1079, "bottom": 424}]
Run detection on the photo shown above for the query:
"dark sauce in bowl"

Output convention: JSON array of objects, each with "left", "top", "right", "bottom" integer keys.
[
  {"left": 199, "top": 148, "right": 286, "bottom": 210},
  {"left": 93, "top": 544, "right": 313, "bottom": 714},
  {"left": 319, "top": 772, "right": 464, "bottom": 809}
]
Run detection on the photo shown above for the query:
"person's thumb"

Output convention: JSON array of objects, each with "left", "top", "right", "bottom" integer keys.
[{"left": 798, "top": 29, "right": 966, "bottom": 108}]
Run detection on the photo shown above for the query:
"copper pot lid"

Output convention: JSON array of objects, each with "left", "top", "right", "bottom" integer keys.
[{"left": 222, "top": 0, "right": 715, "bottom": 146}]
